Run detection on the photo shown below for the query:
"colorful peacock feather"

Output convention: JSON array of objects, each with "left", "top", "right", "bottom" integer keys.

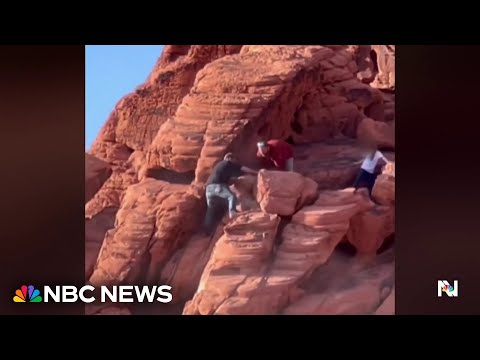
[{"left": 13, "top": 285, "right": 42, "bottom": 302}]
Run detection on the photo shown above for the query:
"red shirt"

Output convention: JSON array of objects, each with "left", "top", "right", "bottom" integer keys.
[{"left": 257, "top": 139, "right": 294, "bottom": 170}]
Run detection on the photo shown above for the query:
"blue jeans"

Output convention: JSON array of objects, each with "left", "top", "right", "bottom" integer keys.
[
  {"left": 206, "top": 184, "right": 237, "bottom": 214},
  {"left": 203, "top": 184, "right": 237, "bottom": 234}
]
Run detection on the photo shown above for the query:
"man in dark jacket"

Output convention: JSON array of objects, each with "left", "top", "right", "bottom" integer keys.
[{"left": 203, "top": 153, "right": 257, "bottom": 235}]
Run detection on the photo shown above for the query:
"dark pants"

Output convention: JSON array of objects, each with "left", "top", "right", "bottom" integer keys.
[
  {"left": 353, "top": 169, "right": 378, "bottom": 194},
  {"left": 203, "top": 184, "right": 237, "bottom": 235}
]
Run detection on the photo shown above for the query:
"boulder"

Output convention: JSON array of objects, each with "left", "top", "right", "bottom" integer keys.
[
  {"left": 357, "top": 117, "right": 395, "bottom": 150},
  {"left": 256, "top": 170, "right": 312, "bottom": 216},
  {"left": 347, "top": 205, "right": 395, "bottom": 255},
  {"left": 372, "top": 162, "right": 395, "bottom": 205}
]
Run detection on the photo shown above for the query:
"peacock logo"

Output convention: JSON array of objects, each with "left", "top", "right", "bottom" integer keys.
[
  {"left": 13, "top": 285, "right": 43, "bottom": 302},
  {"left": 442, "top": 284, "right": 454, "bottom": 294}
]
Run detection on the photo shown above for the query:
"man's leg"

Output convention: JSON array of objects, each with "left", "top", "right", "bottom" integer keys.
[
  {"left": 352, "top": 170, "right": 363, "bottom": 191},
  {"left": 218, "top": 185, "right": 238, "bottom": 219},
  {"left": 367, "top": 173, "right": 378, "bottom": 195},
  {"left": 203, "top": 185, "right": 217, "bottom": 235},
  {"left": 286, "top": 158, "right": 294, "bottom": 172},
  {"left": 353, "top": 169, "right": 369, "bottom": 193}
]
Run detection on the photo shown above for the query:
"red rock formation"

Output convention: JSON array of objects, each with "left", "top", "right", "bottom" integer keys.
[
  {"left": 183, "top": 186, "right": 394, "bottom": 315},
  {"left": 85, "top": 154, "right": 114, "bottom": 281},
  {"left": 357, "top": 117, "right": 395, "bottom": 150},
  {"left": 230, "top": 175, "right": 260, "bottom": 211},
  {"left": 87, "top": 45, "right": 243, "bottom": 216},
  {"left": 372, "top": 162, "right": 395, "bottom": 206},
  {"left": 85, "top": 207, "right": 116, "bottom": 280},
  {"left": 145, "top": 46, "right": 385, "bottom": 182},
  {"left": 283, "top": 249, "right": 394, "bottom": 315},
  {"left": 85, "top": 46, "right": 243, "bottom": 282},
  {"left": 375, "top": 287, "right": 395, "bottom": 315},
  {"left": 86, "top": 45, "right": 396, "bottom": 315},
  {"left": 348, "top": 45, "right": 395, "bottom": 91},
  {"left": 85, "top": 153, "right": 111, "bottom": 204},
  {"left": 371, "top": 45, "right": 395, "bottom": 90},
  {"left": 347, "top": 45, "right": 376, "bottom": 84},
  {"left": 256, "top": 170, "right": 318, "bottom": 216},
  {"left": 89, "top": 179, "right": 202, "bottom": 287},
  {"left": 184, "top": 211, "right": 281, "bottom": 315},
  {"left": 347, "top": 205, "right": 395, "bottom": 255}
]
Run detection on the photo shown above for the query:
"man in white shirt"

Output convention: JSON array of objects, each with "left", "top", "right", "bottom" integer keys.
[{"left": 353, "top": 144, "right": 389, "bottom": 195}]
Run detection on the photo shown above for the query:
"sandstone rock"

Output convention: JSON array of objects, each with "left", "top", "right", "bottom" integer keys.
[
  {"left": 85, "top": 304, "right": 131, "bottom": 315},
  {"left": 126, "top": 150, "right": 146, "bottom": 174},
  {"left": 284, "top": 285, "right": 381, "bottom": 315},
  {"left": 292, "top": 203, "right": 360, "bottom": 227},
  {"left": 375, "top": 287, "right": 395, "bottom": 315},
  {"left": 292, "top": 188, "right": 374, "bottom": 251},
  {"left": 347, "top": 45, "right": 376, "bottom": 84},
  {"left": 275, "top": 224, "right": 339, "bottom": 274},
  {"left": 294, "top": 139, "right": 366, "bottom": 190},
  {"left": 315, "top": 187, "right": 374, "bottom": 212},
  {"left": 85, "top": 207, "right": 117, "bottom": 280},
  {"left": 87, "top": 46, "right": 243, "bottom": 221},
  {"left": 184, "top": 211, "right": 280, "bottom": 315},
  {"left": 347, "top": 45, "right": 395, "bottom": 91},
  {"left": 91, "top": 46, "right": 243, "bottom": 155},
  {"left": 183, "top": 187, "right": 382, "bottom": 315},
  {"left": 160, "top": 229, "right": 224, "bottom": 305},
  {"left": 299, "top": 177, "right": 319, "bottom": 208},
  {"left": 230, "top": 175, "right": 259, "bottom": 212},
  {"left": 371, "top": 45, "right": 395, "bottom": 90},
  {"left": 283, "top": 249, "right": 394, "bottom": 315},
  {"left": 256, "top": 170, "right": 305, "bottom": 216},
  {"left": 296, "top": 188, "right": 373, "bottom": 224},
  {"left": 383, "top": 94, "right": 395, "bottom": 122},
  {"left": 328, "top": 78, "right": 383, "bottom": 110},
  {"left": 89, "top": 179, "right": 202, "bottom": 287},
  {"left": 85, "top": 45, "right": 396, "bottom": 315},
  {"left": 145, "top": 46, "right": 376, "bottom": 183},
  {"left": 372, "top": 163, "right": 395, "bottom": 205},
  {"left": 357, "top": 118, "right": 395, "bottom": 150},
  {"left": 85, "top": 154, "right": 112, "bottom": 204},
  {"left": 146, "top": 186, "right": 203, "bottom": 284},
  {"left": 347, "top": 205, "right": 395, "bottom": 255},
  {"left": 89, "top": 180, "right": 163, "bottom": 286},
  {"left": 85, "top": 161, "right": 138, "bottom": 218}
]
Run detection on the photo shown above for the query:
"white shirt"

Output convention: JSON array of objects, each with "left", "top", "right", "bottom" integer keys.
[{"left": 361, "top": 151, "right": 387, "bottom": 174}]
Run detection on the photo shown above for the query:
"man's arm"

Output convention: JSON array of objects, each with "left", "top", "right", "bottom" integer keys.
[{"left": 241, "top": 166, "right": 258, "bottom": 175}]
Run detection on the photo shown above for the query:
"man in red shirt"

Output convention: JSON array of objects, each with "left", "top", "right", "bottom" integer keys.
[{"left": 257, "top": 139, "right": 294, "bottom": 171}]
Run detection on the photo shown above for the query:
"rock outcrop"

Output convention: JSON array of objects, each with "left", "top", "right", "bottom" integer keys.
[
  {"left": 357, "top": 117, "right": 395, "bottom": 150},
  {"left": 348, "top": 45, "right": 395, "bottom": 91},
  {"left": 145, "top": 45, "right": 386, "bottom": 182},
  {"left": 372, "top": 162, "right": 395, "bottom": 205},
  {"left": 85, "top": 153, "right": 112, "bottom": 204},
  {"left": 256, "top": 170, "right": 318, "bottom": 216},
  {"left": 85, "top": 45, "right": 396, "bottom": 315}
]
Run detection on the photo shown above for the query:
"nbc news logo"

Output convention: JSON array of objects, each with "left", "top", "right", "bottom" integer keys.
[
  {"left": 13, "top": 285, "right": 42, "bottom": 302},
  {"left": 437, "top": 280, "right": 459, "bottom": 297}
]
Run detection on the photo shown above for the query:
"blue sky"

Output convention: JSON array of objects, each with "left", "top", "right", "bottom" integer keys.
[{"left": 85, "top": 45, "right": 164, "bottom": 150}]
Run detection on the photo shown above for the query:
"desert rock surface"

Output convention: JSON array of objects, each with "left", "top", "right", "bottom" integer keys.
[{"left": 85, "top": 45, "right": 395, "bottom": 315}]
